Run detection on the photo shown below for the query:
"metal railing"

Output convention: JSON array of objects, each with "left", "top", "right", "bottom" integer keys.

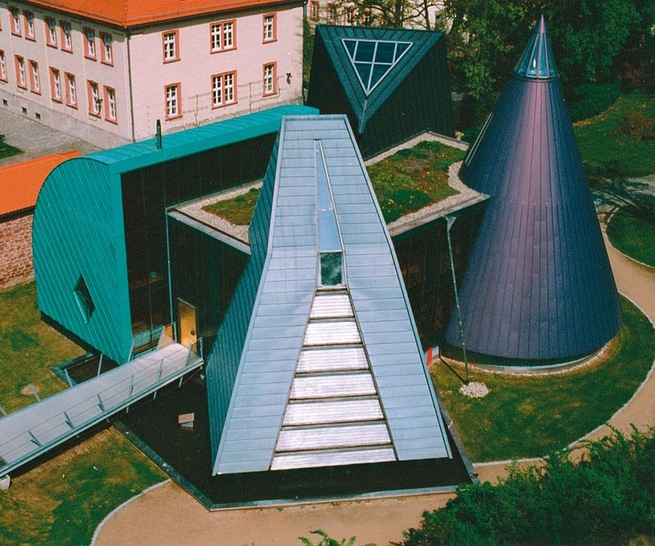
[{"left": 0, "top": 339, "right": 203, "bottom": 477}]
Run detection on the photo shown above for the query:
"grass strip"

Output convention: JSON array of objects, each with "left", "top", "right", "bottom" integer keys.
[
  {"left": 432, "top": 296, "right": 654, "bottom": 462},
  {"left": 606, "top": 209, "right": 655, "bottom": 267}
]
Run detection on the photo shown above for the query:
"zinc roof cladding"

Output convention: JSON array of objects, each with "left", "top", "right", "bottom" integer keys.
[
  {"left": 85, "top": 105, "right": 318, "bottom": 173},
  {"left": 24, "top": 0, "right": 296, "bottom": 27},
  {"left": 0, "top": 150, "right": 81, "bottom": 216},
  {"left": 447, "top": 18, "right": 622, "bottom": 361},
  {"left": 212, "top": 115, "right": 450, "bottom": 475},
  {"left": 315, "top": 25, "right": 445, "bottom": 133}
]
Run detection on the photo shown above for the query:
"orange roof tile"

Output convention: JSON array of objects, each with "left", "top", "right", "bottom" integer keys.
[
  {"left": 25, "top": 0, "right": 296, "bottom": 27},
  {"left": 0, "top": 151, "right": 81, "bottom": 217}
]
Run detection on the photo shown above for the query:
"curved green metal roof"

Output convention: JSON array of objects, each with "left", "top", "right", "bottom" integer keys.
[{"left": 88, "top": 105, "right": 318, "bottom": 173}]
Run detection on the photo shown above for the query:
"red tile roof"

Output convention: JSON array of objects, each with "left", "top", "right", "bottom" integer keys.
[
  {"left": 0, "top": 151, "right": 81, "bottom": 217},
  {"left": 25, "top": 0, "right": 294, "bottom": 27}
]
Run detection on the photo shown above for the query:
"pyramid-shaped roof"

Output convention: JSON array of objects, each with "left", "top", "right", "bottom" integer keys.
[
  {"left": 312, "top": 25, "right": 446, "bottom": 133},
  {"left": 446, "top": 17, "right": 622, "bottom": 361},
  {"left": 206, "top": 115, "right": 451, "bottom": 475}
]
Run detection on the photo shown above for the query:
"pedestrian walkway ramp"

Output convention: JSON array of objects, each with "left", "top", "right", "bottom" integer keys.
[{"left": 0, "top": 342, "right": 203, "bottom": 478}]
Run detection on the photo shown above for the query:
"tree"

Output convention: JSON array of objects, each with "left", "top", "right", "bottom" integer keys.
[{"left": 442, "top": 0, "right": 642, "bottom": 122}]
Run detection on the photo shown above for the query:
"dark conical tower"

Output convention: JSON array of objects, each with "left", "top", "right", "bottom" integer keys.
[{"left": 445, "top": 16, "right": 622, "bottom": 362}]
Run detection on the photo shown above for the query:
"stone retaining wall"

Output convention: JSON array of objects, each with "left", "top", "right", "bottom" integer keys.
[{"left": 0, "top": 213, "right": 34, "bottom": 287}]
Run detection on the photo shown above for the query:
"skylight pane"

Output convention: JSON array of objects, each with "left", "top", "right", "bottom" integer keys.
[
  {"left": 375, "top": 42, "right": 395, "bottom": 64},
  {"left": 355, "top": 63, "right": 371, "bottom": 87},
  {"left": 370, "top": 65, "right": 389, "bottom": 89},
  {"left": 395, "top": 42, "right": 410, "bottom": 57},
  {"left": 354, "top": 41, "right": 375, "bottom": 62},
  {"left": 343, "top": 39, "right": 356, "bottom": 58}
]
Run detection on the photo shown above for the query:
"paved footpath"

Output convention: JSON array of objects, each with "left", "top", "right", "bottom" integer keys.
[
  {"left": 0, "top": 108, "right": 98, "bottom": 167},
  {"left": 95, "top": 236, "right": 655, "bottom": 546}
]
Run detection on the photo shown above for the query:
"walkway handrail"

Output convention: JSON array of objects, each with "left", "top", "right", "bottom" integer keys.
[{"left": 0, "top": 343, "right": 203, "bottom": 477}]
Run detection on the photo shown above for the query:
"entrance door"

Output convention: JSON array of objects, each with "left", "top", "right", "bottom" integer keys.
[{"left": 178, "top": 299, "right": 197, "bottom": 348}]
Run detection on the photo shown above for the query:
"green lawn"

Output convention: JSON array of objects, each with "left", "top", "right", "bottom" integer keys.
[
  {"left": 203, "top": 187, "right": 259, "bottom": 226},
  {"left": 368, "top": 141, "right": 463, "bottom": 223},
  {"left": 203, "top": 141, "right": 465, "bottom": 226},
  {"left": 0, "top": 428, "right": 166, "bottom": 545},
  {"left": 432, "top": 297, "right": 655, "bottom": 462},
  {"left": 0, "top": 281, "right": 167, "bottom": 545},
  {"left": 0, "top": 282, "right": 85, "bottom": 413},
  {"left": 606, "top": 209, "right": 655, "bottom": 267},
  {"left": 575, "top": 92, "right": 655, "bottom": 178}
]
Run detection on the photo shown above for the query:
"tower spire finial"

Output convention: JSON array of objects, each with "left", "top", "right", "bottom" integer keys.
[{"left": 514, "top": 15, "right": 557, "bottom": 79}]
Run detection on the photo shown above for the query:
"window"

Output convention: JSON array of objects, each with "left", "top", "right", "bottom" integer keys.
[
  {"left": 84, "top": 28, "right": 96, "bottom": 59},
  {"left": 15, "top": 56, "right": 26, "bottom": 89},
  {"left": 328, "top": 4, "right": 337, "bottom": 23},
  {"left": 104, "top": 86, "right": 117, "bottom": 122},
  {"left": 50, "top": 68, "right": 62, "bottom": 102},
  {"left": 10, "top": 8, "right": 21, "bottom": 36},
  {"left": 165, "top": 83, "right": 181, "bottom": 118},
  {"left": 344, "top": 8, "right": 354, "bottom": 25},
  {"left": 210, "top": 21, "right": 235, "bottom": 52},
  {"left": 0, "top": 51, "right": 7, "bottom": 82},
  {"left": 29, "top": 61, "right": 40, "bottom": 94},
  {"left": 74, "top": 275, "right": 95, "bottom": 323},
  {"left": 45, "top": 18, "right": 58, "bottom": 47},
  {"left": 263, "top": 14, "right": 276, "bottom": 43},
  {"left": 101, "top": 33, "right": 113, "bottom": 65},
  {"left": 88, "top": 80, "right": 100, "bottom": 115},
  {"left": 310, "top": 2, "right": 319, "bottom": 20},
  {"left": 61, "top": 22, "right": 73, "bottom": 52},
  {"left": 65, "top": 72, "right": 77, "bottom": 107},
  {"left": 212, "top": 71, "right": 236, "bottom": 107},
  {"left": 162, "top": 31, "right": 179, "bottom": 62},
  {"left": 263, "top": 63, "right": 276, "bottom": 96},
  {"left": 24, "top": 11, "right": 35, "bottom": 40}
]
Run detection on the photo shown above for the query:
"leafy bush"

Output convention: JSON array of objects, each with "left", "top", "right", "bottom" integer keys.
[
  {"left": 398, "top": 427, "right": 655, "bottom": 546},
  {"left": 568, "top": 83, "right": 620, "bottom": 122},
  {"left": 614, "top": 109, "right": 655, "bottom": 141}
]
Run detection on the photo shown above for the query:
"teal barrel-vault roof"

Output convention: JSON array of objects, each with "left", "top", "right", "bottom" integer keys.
[
  {"left": 33, "top": 105, "right": 317, "bottom": 364},
  {"left": 206, "top": 115, "right": 451, "bottom": 476},
  {"left": 308, "top": 25, "right": 449, "bottom": 134}
]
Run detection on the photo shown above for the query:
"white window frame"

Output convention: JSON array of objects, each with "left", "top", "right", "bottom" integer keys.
[
  {"left": 10, "top": 8, "right": 21, "bottom": 35},
  {"left": 263, "top": 63, "right": 276, "bottom": 96},
  {"left": 101, "top": 34, "right": 113, "bottom": 64},
  {"left": 16, "top": 56, "right": 26, "bottom": 88},
  {"left": 61, "top": 22, "right": 73, "bottom": 52},
  {"left": 50, "top": 68, "right": 62, "bottom": 101},
  {"left": 88, "top": 80, "right": 101, "bottom": 115},
  {"left": 212, "top": 71, "right": 236, "bottom": 107},
  {"left": 105, "top": 86, "right": 117, "bottom": 122},
  {"left": 165, "top": 83, "right": 180, "bottom": 118},
  {"left": 30, "top": 61, "right": 40, "bottom": 93},
  {"left": 263, "top": 14, "right": 276, "bottom": 43},
  {"left": 163, "top": 31, "right": 178, "bottom": 62},
  {"left": 66, "top": 72, "right": 77, "bottom": 107},
  {"left": 46, "top": 18, "right": 58, "bottom": 47},
  {"left": 84, "top": 28, "right": 96, "bottom": 59},
  {"left": 211, "top": 21, "right": 235, "bottom": 52},
  {"left": 0, "top": 51, "right": 7, "bottom": 82},
  {"left": 24, "top": 11, "right": 35, "bottom": 40}
]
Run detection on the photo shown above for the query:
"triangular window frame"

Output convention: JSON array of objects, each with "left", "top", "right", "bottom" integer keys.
[{"left": 341, "top": 38, "right": 413, "bottom": 96}]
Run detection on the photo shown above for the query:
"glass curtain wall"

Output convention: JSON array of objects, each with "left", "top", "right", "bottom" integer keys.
[{"left": 121, "top": 135, "right": 275, "bottom": 347}]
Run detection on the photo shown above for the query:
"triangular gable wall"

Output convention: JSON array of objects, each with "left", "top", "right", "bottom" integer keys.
[
  {"left": 308, "top": 25, "right": 445, "bottom": 134},
  {"left": 207, "top": 115, "right": 451, "bottom": 475}
]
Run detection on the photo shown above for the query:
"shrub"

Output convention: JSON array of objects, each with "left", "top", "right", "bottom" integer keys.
[
  {"left": 568, "top": 83, "right": 620, "bottom": 122},
  {"left": 398, "top": 427, "right": 655, "bottom": 546},
  {"left": 614, "top": 109, "right": 655, "bottom": 141}
]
